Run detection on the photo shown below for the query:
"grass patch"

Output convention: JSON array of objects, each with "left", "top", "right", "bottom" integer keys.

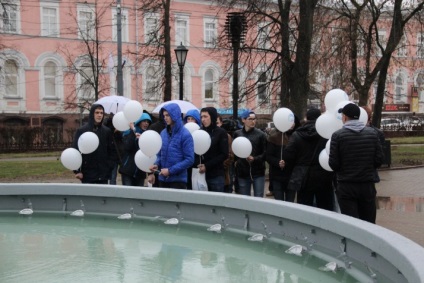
[
  {"left": 0, "top": 160, "right": 70, "bottom": 180},
  {"left": 390, "top": 145, "right": 424, "bottom": 167},
  {"left": 388, "top": 136, "right": 424, "bottom": 144},
  {"left": 0, "top": 151, "right": 62, "bottom": 159}
]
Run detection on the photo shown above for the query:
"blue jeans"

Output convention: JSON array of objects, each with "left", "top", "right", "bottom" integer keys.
[
  {"left": 207, "top": 175, "right": 225, "bottom": 193},
  {"left": 238, "top": 176, "right": 265, "bottom": 197},
  {"left": 121, "top": 174, "right": 145, "bottom": 186}
]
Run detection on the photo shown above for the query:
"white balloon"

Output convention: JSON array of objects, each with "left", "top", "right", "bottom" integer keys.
[
  {"left": 78, "top": 132, "right": 99, "bottom": 154},
  {"left": 184, "top": 122, "right": 200, "bottom": 134},
  {"left": 134, "top": 150, "right": 157, "bottom": 173},
  {"left": 319, "top": 149, "right": 333, "bottom": 172},
  {"left": 273, "top": 108, "right": 294, "bottom": 132},
  {"left": 138, "top": 130, "right": 162, "bottom": 157},
  {"left": 112, "top": 112, "right": 130, "bottom": 131},
  {"left": 334, "top": 101, "right": 353, "bottom": 121},
  {"left": 325, "top": 138, "right": 331, "bottom": 155},
  {"left": 60, "top": 148, "right": 82, "bottom": 171},
  {"left": 359, "top": 107, "right": 368, "bottom": 124},
  {"left": 316, "top": 112, "right": 343, "bottom": 139},
  {"left": 192, "top": 130, "right": 211, "bottom": 155},
  {"left": 324, "top": 89, "right": 349, "bottom": 112},
  {"left": 123, "top": 100, "right": 143, "bottom": 122},
  {"left": 232, "top": 137, "right": 252, "bottom": 158}
]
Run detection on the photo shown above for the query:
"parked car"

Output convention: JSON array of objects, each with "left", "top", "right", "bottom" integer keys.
[
  {"left": 381, "top": 118, "right": 405, "bottom": 131},
  {"left": 408, "top": 116, "right": 422, "bottom": 127}
]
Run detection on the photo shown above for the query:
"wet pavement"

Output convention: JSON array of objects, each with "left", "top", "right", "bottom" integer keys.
[{"left": 374, "top": 167, "right": 424, "bottom": 246}]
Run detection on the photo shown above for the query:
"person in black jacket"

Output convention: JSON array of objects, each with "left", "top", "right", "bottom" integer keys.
[
  {"left": 266, "top": 116, "right": 300, "bottom": 201},
  {"left": 196, "top": 107, "right": 229, "bottom": 192},
  {"left": 72, "top": 104, "right": 117, "bottom": 184},
  {"left": 119, "top": 112, "right": 152, "bottom": 186},
  {"left": 283, "top": 109, "right": 334, "bottom": 210},
  {"left": 233, "top": 110, "right": 267, "bottom": 197},
  {"left": 329, "top": 103, "right": 383, "bottom": 223}
]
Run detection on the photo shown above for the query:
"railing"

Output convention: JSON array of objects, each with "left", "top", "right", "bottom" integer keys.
[{"left": 0, "top": 142, "right": 72, "bottom": 153}]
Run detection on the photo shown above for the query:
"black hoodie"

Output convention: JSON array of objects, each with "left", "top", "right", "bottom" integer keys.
[
  {"left": 72, "top": 104, "right": 117, "bottom": 183},
  {"left": 197, "top": 107, "right": 229, "bottom": 179}
]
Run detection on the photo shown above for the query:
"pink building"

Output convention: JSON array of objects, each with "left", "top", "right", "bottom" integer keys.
[{"left": 0, "top": 0, "right": 423, "bottom": 146}]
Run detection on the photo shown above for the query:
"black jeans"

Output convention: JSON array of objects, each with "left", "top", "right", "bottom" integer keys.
[
  {"left": 159, "top": 181, "right": 187, "bottom": 190},
  {"left": 336, "top": 182, "right": 377, "bottom": 223}
]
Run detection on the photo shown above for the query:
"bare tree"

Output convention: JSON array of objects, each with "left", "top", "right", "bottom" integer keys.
[
  {"left": 326, "top": 0, "right": 424, "bottom": 126},
  {"left": 211, "top": 0, "right": 320, "bottom": 118},
  {"left": 58, "top": 1, "right": 115, "bottom": 113}
]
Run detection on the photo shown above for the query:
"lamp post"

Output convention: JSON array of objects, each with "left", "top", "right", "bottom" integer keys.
[{"left": 174, "top": 43, "right": 188, "bottom": 101}]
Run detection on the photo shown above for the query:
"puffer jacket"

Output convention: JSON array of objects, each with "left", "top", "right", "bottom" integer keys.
[
  {"left": 283, "top": 121, "right": 333, "bottom": 192},
  {"left": 329, "top": 120, "right": 383, "bottom": 183},
  {"left": 72, "top": 104, "right": 116, "bottom": 183},
  {"left": 155, "top": 103, "right": 194, "bottom": 183},
  {"left": 233, "top": 127, "right": 267, "bottom": 178}
]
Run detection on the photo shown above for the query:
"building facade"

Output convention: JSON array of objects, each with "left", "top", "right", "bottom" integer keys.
[{"left": 0, "top": 0, "right": 423, "bottom": 147}]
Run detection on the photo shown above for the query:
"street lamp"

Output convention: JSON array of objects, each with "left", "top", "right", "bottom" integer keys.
[{"left": 174, "top": 43, "right": 188, "bottom": 101}]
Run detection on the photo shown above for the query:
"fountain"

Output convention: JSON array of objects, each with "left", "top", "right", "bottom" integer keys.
[{"left": 0, "top": 183, "right": 423, "bottom": 282}]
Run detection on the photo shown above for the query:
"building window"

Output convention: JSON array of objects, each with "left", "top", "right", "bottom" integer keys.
[
  {"left": 4, "top": 60, "right": 19, "bottom": 97},
  {"left": 144, "top": 13, "right": 159, "bottom": 44},
  {"left": 204, "top": 69, "right": 215, "bottom": 100},
  {"left": 396, "top": 34, "right": 407, "bottom": 57},
  {"left": 78, "top": 63, "right": 94, "bottom": 101},
  {"left": 112, "top": 8, "right": 128, "bottom": 42},
  {"left": 417, "top": 72, "right": 424, "bottom": 102},
  {"left": 257, "top": 22, "right": 269, "bottom": 49},
  {"left": 0, "top": 2, "right": 18, "bottom": 33},
  {"left": 204, "top": 18, "right": 216, "bottom": 48},
  {"left": 144, "top": 66, "right": 160, "bottom": 101},
  {"left": 77, "top": 6, "right": 95, "bottom": 40},
  {"left": 417, "top": 33, "right": 424, "bottom": 58},
  {"left": 394, "top": 72, "right": 407, "bottom": 103},
  {"left": 258, "top": 72, "right": 268, "bottom": 101},
  {"left": 43, "top": 118, "right": 63, "bottom": 144},
  {"left": 375, "top": 30, "right": 386, "bottom": 57},
  {"left": 43, "top": 61, "right": 58, "bottom": 99},
  {"left": 41, "top": 3, "right": 59, "bottom": 37},
  {"left": 175, "top": 15, "right": 189, "bottom": 46}
]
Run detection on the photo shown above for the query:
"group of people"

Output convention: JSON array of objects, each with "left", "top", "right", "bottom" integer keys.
[{"left": 72, "top": 102, "right": 383, "bottom": 224}]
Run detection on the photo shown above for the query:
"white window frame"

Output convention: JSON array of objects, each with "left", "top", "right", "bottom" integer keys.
[
  {"left": 77, "top": 5, "right": 95, "bottom": 40},
  {"left": 41, "top": 60, "right": 63, "bottom": 100},
  {"left": 112, "top": 8, "right": 129, "bottom": 42},
  {"left": 204, "top": 69, "right": 215, "bottom": 100},
  {"left": 40, "top": 2, "right": 59, "bottom": 37},
  {"left": 175, "top": 14, "right": 189, "bottom": 46},
  {"left": 375, "top": 30, "right": 387, "bottom": 57},
  {"left": 257, "top": 22, "right": 269, "bottom": 50},
  {"left": 417, "top": 33, "right": 424, "bottom": 59},
  {"left": 394, "top": 71, "right": 407, "bottom": 103},
  {"left": 0, "top": 1, "right": 20, "bottom": 34},
  {"left": 77, "top": 62, "right": 95, "bottom": 101},
  {"left": 4, "top": 59, "right": 19, "bottom": 98},
  {"left": 204, "top": 17, "right": 217, "bottom": 48},
  {"left": 396, "top": 34, "right": 407, "bottom": 57},
  {"left": 144, "top": 65, "right": 161, "bottom": 101},
  {"left": 144, "top": 12, "right": 159, "bottom": 45},
  {"left": 257, "top": 71, "right": 268, "bottom": 102}
]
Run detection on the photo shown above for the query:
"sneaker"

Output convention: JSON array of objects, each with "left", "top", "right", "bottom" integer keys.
[{"left": 266, "top": 191, "right": 273, "bottom": 197}]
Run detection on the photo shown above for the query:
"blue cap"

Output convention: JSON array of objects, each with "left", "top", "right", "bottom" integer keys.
[{"left": 240, "top": 109, "right": 255, "bottom": 119}]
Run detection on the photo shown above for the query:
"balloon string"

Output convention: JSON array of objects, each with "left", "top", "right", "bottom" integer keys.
[{"left": 280, "top": 133, "right": 284, "bottom": 160}]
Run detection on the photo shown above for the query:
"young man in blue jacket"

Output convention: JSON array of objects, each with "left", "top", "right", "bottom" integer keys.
[{"left": 148, "top": 103, "right": 194, "bottom": 189}]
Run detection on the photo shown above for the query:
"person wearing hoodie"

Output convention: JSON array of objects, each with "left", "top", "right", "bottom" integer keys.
[
  {"left": 183, "top": 109, "right": 201, "bottom": 190},
  {"left": 119, "top": 112, "right": 152, "bottom": 186},
  {"left": 148, "top": 103, "right": 194, "bottom": 189},
  {"left": 196, "top": 107, "right": 229, "bottom": 192},
  {"left": 72, "top": 104, "right": 117, "bottom": 184},
  {"left": 329, "top": 103, "right": 383, "bottom": 223},
  {"left": 282, "top": 109, "right": 334, "bottom": 210}
]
